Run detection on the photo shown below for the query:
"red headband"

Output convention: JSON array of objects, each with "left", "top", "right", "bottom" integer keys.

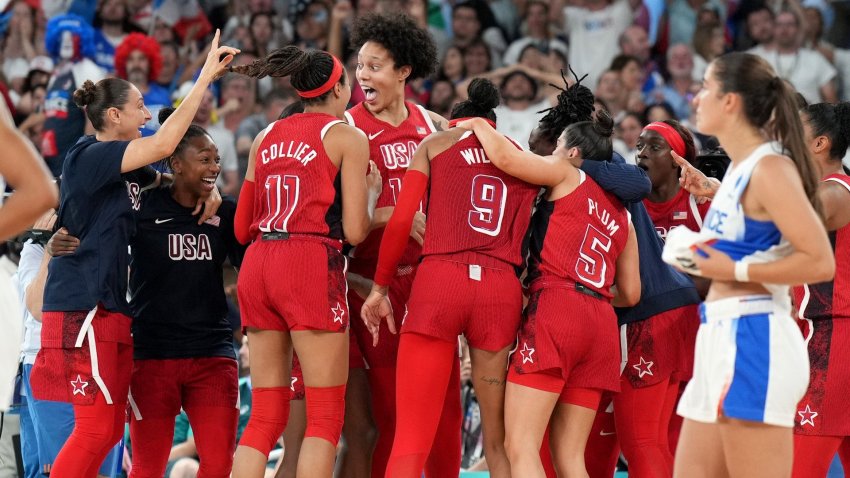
[
  {"left": 448, "top": 117, "right": 496, "bottom": 129},
  {"left": 644, "top": 122, "right": 686, "bottom": 158},
  {"left": 296, "top": 55, "right": 344, "bottom": 99}
]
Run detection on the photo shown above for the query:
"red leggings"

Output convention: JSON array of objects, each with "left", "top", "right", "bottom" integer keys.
[
  {"left": 50, "top": 345, "right": 132, "bottom": 478},
  {"left": 385, "top": 333, "right": 462, "bottom": 478},
  {"left": 614, "top": 377, "right": 678, "bottom": 478},
  {"left": 129, "top": 406, "right": 238, "bottom": 478},
  {"left": 792, "top": 435, "right": 850, "bottom": 478}
]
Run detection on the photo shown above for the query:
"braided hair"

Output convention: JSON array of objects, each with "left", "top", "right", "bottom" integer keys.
[
  {"left": 230, "top": 46, "right": 345, "bottom": 105},
  {"left": 536, "top": 66, "right": 596, "bottom": 146}
]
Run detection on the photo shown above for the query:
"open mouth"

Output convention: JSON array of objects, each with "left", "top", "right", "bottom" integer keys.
[
  {"left": 637, "top": 161, "right": 649, "bottom": 172},
  {"left": 362, "top": 86, "right": 377, "bottom": 102},
  {"left": 201, "top": 176, "right": 217, "bottom": 191}
]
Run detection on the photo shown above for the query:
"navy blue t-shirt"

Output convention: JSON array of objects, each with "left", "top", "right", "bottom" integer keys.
[
  {"left": 129, "top": 188, "right": 244, "bottom": 360},
  {"left": 44, "top": 136, "right": 151, "bottom": 316},
  {"left": 581, "top": 154, "right": 701, "bottom": 325}
]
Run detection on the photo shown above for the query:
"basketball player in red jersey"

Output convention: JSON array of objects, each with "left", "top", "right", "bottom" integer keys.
[
  {"left": 791, "top": 102, "right": 850, "bottom": 478},
  {"left": 360, "top": 78, "right": 538, "bottom": 478},
  {"left": 458, "top": 111, "right": 641, "bottom": 477},
  {"left": 229, "top": 46, "right": 381, "bottom": 478},
  {"left": 344, "top": 13, "right": 462, "bottom": 478}
]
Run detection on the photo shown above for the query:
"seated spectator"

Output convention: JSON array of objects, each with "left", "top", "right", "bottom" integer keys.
[
  {"left": 450, "top": 0, "right": 506, "bottom": 68},
  {"left": 463, "top": 38, "right": 494, "bottom": 77},
  {"left": 643, "top": 102, "right": 676, "bottom": 123},
  {"left": 691, "top": 21, "right": 725, "bottom": 82},
  {"left": 610, "top": 54, "right": 646, "bottom": 113},
  {"left": 92, "top": 0, "right": 132, "bottom": 73},
  {"left": 652, "top": 43, "right": 697, "bottom": 119},
  {"left": 425, "top": 79, "right": 458, "bottom": 119},
  {"left": 435, "top": 46, "right": 466, "bottom": 85},
  {"left": 502, "top": 0, "right": 567, "bottom": 66},
  {"left": 619, "top": 24, "right": 663, "bottom": 94},
  {"left": 613, "top": 111, "right": 644, "bottom": 164},
  {"left": 595, "top": 69, "right": 626, "bottom": 120}
]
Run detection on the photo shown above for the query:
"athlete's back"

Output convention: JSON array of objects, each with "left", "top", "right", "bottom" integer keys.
[
  {"left": 527, "top": 171, "right": 631, "bottom": 298},
  {"left": 424, "top": 130, "right": 539, "bottom": 267},
  {"left": 250, "top": 112, "right": 345, "bottom": 240}
]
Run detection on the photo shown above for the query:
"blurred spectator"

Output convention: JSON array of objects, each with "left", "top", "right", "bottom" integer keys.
[
  {"left": 610, "top": 54, "right": 646, "bottom": 113},
  {"left": 802, "top": 6, "right": 834, "bottom": 63},
  {"left": 463, "top": 38, "right": 493, "bottom": 77},
  {"left": 450, "top": 0, "right": 506, "bottom": 68},
  {"left": 248, "top": 11, "right": 277, "bottom": 58},
  {"left": 595, "top": 69, "right": 625, "bottom": 120},
  {"left": 750, "top": 9, "right": 837, "bottom": 104},
  {"left": 155, "top": 41, "right": 182, "bottom": 95},
  {"left": 14, "top": 56, "right": 51, "bottom": 118},
  {"left": 741, "top": 3, "right": 775, "bottom": 50},
  {"left": 191, "top": 88, "right": 240, "bottom": 196},
  {"left": 425, "top": 79, "right": 458, "bottom": 119},
  {"left": 612, "top": 111, "right": 644, "bottom": 164},
  {"left": 3, "top": 1, "right": 45, "bottom": 94},
  {"left": 667, "top": 0, "right": 724, "bottom": 47},
  {"left": 435, "top": 45, "right": 466, "bottom": 84},
  {"left": 618, "top": 24, "right": 663, "bottom": 94},
  {"left": 488, "top": 0, "right": 520, "bottom": 43},
  {"left": 652, "top": 43, "right": 697, "bottom": 119},
  {"left": 643, "top": 101, "right": 675, "bottom": 123},
  {"left": 115, "top": 33, "right": 171, "bottom": 136},
  {"left": 292, "top": 0, "right": 331, "bottom": 50},
  {"left": 493, "top": 69, "right": 550, "bottom": 149},
  {"left": 502, "top": 0, "right": 567, "bottom": 66},
  {"left": 561, "top": 0, "right": 636, "bottom": 90},
  {"left": 691, "top": 21, "right": 725, "bottom": 81},
  {"left": 40, "top": 14, "right": 106, "bottom": 178},
  {"left": 235, "top": 88, "right": 292, "bottom": 174},
  {"left": 217, "top": 72, "right": 257, "bottom": 133},
  {"left": 405, "top": 0, "right": 449, "bottom": 59},
  {"left": 92, "top": 0, "right": 133, "bottom": 73}
]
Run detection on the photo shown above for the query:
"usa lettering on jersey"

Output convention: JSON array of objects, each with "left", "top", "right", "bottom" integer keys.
[
  {"left": 261, "top": 141, "right": 317, "bottom": 166},
  {"left": 379, "top": 141, "right": 418, "bottom": 170},
  {"left": 168, "top": 233, "right": 213, "bottom": 261}
]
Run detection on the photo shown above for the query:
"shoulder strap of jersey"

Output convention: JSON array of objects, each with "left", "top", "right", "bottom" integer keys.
[
  {"left": 320, "top": 120, "right": 346, "bottom": 141},
  {"left": 343, "top": 110, "right": 356, "bottom": 127},
  {"left": 688, "top": 193, "right": 704, "bottom": 228},
  {"left": 413, "top": 104, "right": 438, "bottom": 133},
  {"left": 824, "top": 174, "right": 850, "bottom": 194}
]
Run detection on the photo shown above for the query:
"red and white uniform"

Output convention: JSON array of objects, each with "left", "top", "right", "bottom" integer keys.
[
  {"left": 793, "top": 173, "right": 850, "bottom": 437},
  {"left": 644, "top": 188, "right": 710, "bottom": 240},
  {"left": 237, "top": 113, "right": 350, "bottom": 333},
  {"left": 344, "top": 101, "right": 437, "bottom": 366},
  {"left": 403, "top": 130, "right": 538, "bottom": 350},
  {"left": 514, "top": 172, "right": 630, "bottom": 392}
]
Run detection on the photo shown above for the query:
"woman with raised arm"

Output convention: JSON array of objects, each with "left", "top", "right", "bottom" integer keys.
[
  {"left": 361, "top": 78, "right": 539, "bottom": 478},
  {"left": 229, "top": 45, "right": 381, "bottom": 478},
  {"left": 28, "top": 30, "right": 237, "bottom": 478},
  {"left": 663, "top": 52, "right": 834, "bottom": 478},
  {"left": 457, "top": 110, "right": 641, "bottom": 478}
]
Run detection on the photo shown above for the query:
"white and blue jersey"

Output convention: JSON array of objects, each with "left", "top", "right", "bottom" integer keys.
[{"left": 668, "top": 142, "right": 810, "bottom": 427}]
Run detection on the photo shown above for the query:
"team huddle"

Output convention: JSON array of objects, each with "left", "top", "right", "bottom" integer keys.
[{"left": 19, "top": 9, "right": 850, "bottom": 478}]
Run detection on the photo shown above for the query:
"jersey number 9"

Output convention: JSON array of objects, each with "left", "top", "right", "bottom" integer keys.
[{"left": 468, "top": 175, "right": 507, "bottom": 237}]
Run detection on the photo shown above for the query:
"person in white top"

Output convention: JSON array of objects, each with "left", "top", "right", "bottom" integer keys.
[{"left": 749, "top": 10, "right": 837, "bottom": 104}]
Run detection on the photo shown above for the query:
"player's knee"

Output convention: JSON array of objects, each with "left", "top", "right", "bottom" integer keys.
[
  {"left": 504, "top": 434, "right": 535, "bottom": 464},
  {"left": 305, "top": 384, "right": 346, "bottom": 446},
  {"left": 239, "top": 387, "right": 290, "bottom": 456}
]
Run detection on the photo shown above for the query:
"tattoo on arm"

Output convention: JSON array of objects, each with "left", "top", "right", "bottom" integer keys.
[{"left": 480, "top": 376, "right": 506, "bottom": 386}]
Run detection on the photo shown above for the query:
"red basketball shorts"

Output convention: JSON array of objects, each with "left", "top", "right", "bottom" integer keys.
[
  {"left": 348, "top": 264, "right": 416, "bottom": 368},
  {"left": 402, "top": 252, "right": 522, "bottom": 351},
  {"left": 238, "top": 237, "right": 349, "bottom": 333},
  {"left": 621, "top": 304, "right": 699, "bottom": 388},
  {"left": 795, "top": 318, "right": 850, "bottom": 436},
  {"left": 31, "top": 306, "right": 133, "bottom": 406},
  {"left": 128, "top": 357, "right": 239, "bottom": 420},
  {"left": 511, "top": 282, "right": 620, "bottom": 393}
]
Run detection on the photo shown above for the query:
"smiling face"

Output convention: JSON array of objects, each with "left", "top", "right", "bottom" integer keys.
[
  {"left": 356, "top": 41, "right": 409, "bottom": 111},
  {"left": 172, "top": 134, "right": 221, "bottom": 199},
  {"left": 636, "top": 129, "right": 678, "bottom": 189},
  {"left": 116, "top": 85, "right": 151, "bottom": 139}
]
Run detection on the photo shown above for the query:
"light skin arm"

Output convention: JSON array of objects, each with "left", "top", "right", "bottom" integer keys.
[
  {"left": 693, "top": 155, "right": 835, "bottom": 285},
  {"left": 457, "top": 117, "right": 569, "bottom": 187},
  {"left": 820, "top": 181, "right": 850, "bottom": 232},
  {"left": 325, "top": 124, "right": 381, "bottom": 245},
  {"left": 121, "top": 30, "right": 239, "bottom": 173},
  {"left": 611, "top": 222, "right": 641, "bottom": 307},
  {"left": 673, "top": 151, "right": 720, "bottom": 200},
  {"left": 24, "top": 211, "right": 57, "bottom": 322},
  {"left": 0, "top": 99, "right": 57, "bottom": 241}
]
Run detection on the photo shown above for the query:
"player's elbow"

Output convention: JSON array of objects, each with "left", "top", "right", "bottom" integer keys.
[
  {"left": 344, "top": 219, "right": 370, "bottom": 246},
  {"left": 810, "top": 256, "right": 835, "bottom": 284},
  {"left": 618, "top": 279, "right": 641, "bottom": 307}
]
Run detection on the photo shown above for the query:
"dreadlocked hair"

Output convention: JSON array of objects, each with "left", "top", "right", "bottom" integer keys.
[
  {"left": 159, "top": 107, "right": 211, "bottom": 170},
  {"left": 536, "top": 66, "right": 596, "bottom": 146},
  {"left": 450, "top": 78, "right": 499, "bottom": 122},
  {"left": 230, "top": 46, "right": 345, "bottom": 105}
]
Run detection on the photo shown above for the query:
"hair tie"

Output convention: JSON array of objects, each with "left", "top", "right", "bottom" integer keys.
[
  {"left": 644, "top": 122, "right": 686, "bottom": 158},
  {"left": 295, "top": 54, "right": 344, "bottom": 99}
]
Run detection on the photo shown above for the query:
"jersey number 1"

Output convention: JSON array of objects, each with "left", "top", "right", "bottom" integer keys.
[
  {"left": 575, "top": 224, "right": 612, "bottom": 288},
  {"left": 468, "top": 175, "right": 506, "bottom": 236},
  {"left": 259, "top": 175, "right": 300, "bottom": 232}
]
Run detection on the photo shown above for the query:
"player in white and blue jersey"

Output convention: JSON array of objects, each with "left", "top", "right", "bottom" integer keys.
[{"left": 662, "top": 52, "right": 834, "bottom": 478}]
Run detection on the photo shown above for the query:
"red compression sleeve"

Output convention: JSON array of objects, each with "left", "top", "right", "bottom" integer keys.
[
  {"left": 374, "top": 170, "right": 428, "bottom": 287},
  {"left": 235, "top": 180, "right": 255, "bottom": 245}
]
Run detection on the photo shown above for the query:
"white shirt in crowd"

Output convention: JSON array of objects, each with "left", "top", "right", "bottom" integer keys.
[
  {"left": 749, "top": 45, "right": 837, "bottom": 105},
  {"left": 563, "top": 0, "right": 633, "bottom": 91},
  {"left": 494, "top": 99, "right": 551, "bottom": 150}
]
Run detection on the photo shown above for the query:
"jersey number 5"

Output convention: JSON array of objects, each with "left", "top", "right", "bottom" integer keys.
[
  {"left": 468, "top": 175, "right": 506, "bottom": 236},
  {"left": 259, "top": 175, "right": 300, "bottom": 232},
  {"left": 575, "top": 224, "right": 612, "bottom": 288}
]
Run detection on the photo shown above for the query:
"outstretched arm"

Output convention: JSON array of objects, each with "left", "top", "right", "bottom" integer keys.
[{"left": 579, "top": 153, "right": 651, "bottom": 203}]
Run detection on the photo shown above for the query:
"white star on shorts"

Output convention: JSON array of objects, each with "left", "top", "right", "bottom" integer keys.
[
  {"left": 331, "top": 303, "right": 345, "bottom": 324},
  {"left": 520, "top": 342, "right": 536, "bottom": 364},
  {"left": 633, "top": 356, "right": 655, "bottom": 378},
  {"left": 798, "top": 404, "right": 818, "bottom": 427},
  {"left": 70, "top": 375, "right": 89, "bottom": 396}
]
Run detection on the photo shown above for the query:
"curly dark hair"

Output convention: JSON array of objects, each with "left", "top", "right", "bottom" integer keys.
[
  {"left": 536, "top": 67, "right": 596, "bottom": 146},
  {"left": 349, "top": 12, "right": 438, "bottom": 83}
]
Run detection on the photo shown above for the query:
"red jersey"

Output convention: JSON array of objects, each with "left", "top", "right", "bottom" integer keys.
[
  {"left": 249, "top": 113, "right": 345, "bottom": 241},
  {"left": 423, "top": 131, "right": 539, "bottom": 267},
  {"left": 793, "top": 174, "right": 850, "bottom": 321},
  {"left": 344, "top": 101, "right": 437, "bottom": 275},
  {"left": 643, "top": 187, "right": 710, "bottom": 240},
  {"left": 526, "top": 171, "right": 630, "bottom": 298}
]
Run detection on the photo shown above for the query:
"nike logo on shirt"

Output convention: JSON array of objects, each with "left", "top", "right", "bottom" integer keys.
[
  {"left": 368, "top": 130, "right": 384, "bottom": 140},
  {"left": 154, "top": 218, "right": 174, "bottom": 224}
]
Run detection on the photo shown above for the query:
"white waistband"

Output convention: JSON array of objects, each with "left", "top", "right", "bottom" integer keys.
[{"left": 700, "top": 295, "right": 775, "bottom": 323}]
